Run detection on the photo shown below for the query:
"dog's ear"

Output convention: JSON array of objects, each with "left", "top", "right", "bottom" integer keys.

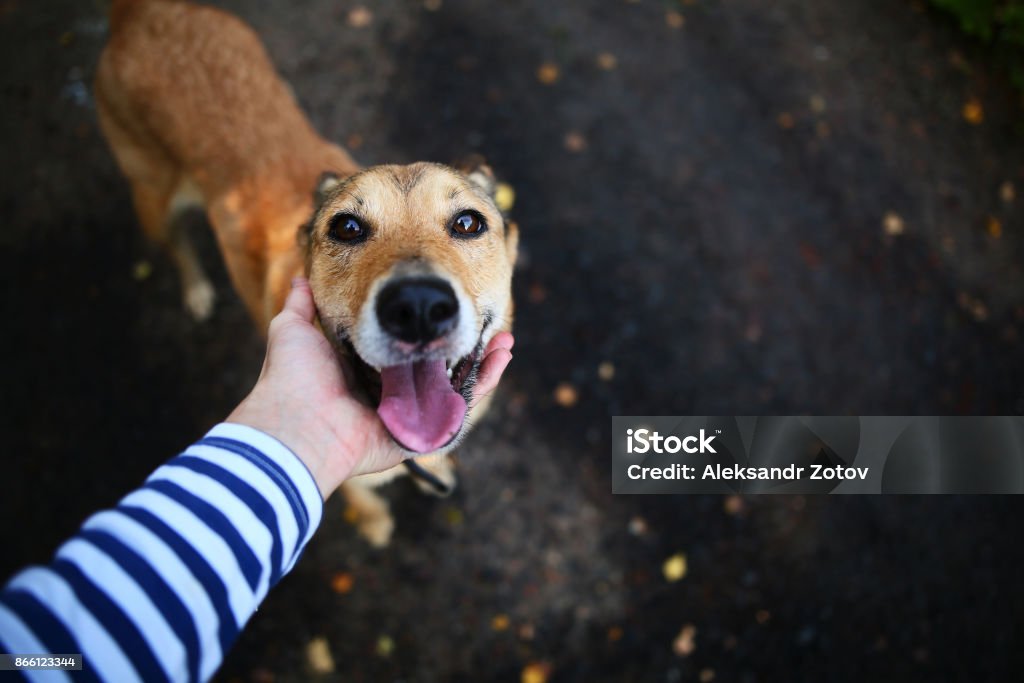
[
  {"left": 453, "top": 154, "right": 497, "bottom": 200},
  {"left": 299, "top": 171, "right": 343, "bottom": 248},
  {"left": 313, "top": 171, "right": 342, "bottom": 213}
]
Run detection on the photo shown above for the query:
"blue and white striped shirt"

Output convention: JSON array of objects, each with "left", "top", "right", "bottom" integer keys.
[{"left": 0, "top": 423, "right": 324, "bottom": 682}]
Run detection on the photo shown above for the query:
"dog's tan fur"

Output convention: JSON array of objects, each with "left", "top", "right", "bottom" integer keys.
[{"left": 96, "top": 0, "right": 516, "bottom": 546}]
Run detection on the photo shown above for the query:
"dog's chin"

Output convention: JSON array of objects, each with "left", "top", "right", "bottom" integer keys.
[{"left": 337, "top": 335, "right": 485, "bottom": 455}]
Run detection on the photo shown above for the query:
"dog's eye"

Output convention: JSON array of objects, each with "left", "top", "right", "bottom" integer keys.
[
  {"left": 327, "top": 213, "right": 366, "bottom": 242},
  {"left": 450, "top": 211, "right": 486, "bottom": 237}
]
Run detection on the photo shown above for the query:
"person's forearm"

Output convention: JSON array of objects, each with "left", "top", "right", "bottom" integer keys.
[{"left": 0, "top": 423, "right": 322, "bottom": 683}]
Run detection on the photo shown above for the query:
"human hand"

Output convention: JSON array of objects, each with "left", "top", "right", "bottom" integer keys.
[{"left": 228, "top": 277, "right": 514, "bottom": 499}]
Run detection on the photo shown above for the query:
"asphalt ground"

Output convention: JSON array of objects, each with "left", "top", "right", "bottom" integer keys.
[{"left": 1, "top": 0, "right": 1023, "bottom": 681}]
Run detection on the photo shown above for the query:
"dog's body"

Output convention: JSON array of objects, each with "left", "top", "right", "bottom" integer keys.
[{"left": 97, "top": 0, "right": 516, "bottom": 546}]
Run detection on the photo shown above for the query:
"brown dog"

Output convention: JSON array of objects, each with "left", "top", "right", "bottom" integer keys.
[{"left": 96, "top": 0, "right": 518, "bottom": 546}]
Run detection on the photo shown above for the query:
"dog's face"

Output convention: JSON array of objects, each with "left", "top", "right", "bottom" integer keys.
[{"left": 306, "top": 162, "right": 517, "bottom": 454}]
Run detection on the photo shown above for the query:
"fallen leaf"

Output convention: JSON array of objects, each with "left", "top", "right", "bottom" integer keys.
[
  {"left": 723, "top": 495, "right": 745, "bottom": 516},
  {"left": 375, "top": 634, "right": 395, "bottom": 657},
  {"left": 491, "top": 614, "right": 510, "bottom": 631},
  {"left": 663, "top": 553, "right": 688, "bottom": 582},
  {"left": 607, "top": 626, "right": 624, "bottom": 642},
  {"left": 628, "top": 515, "right": 648, "bottom": 536},
  {"left": 132, "top": 260, "right": 152, "bottom": 281},
  {"left": 776, "top": 112, "right": 795, "bottom": 129},
  {"left": 554, "top": 382, "right": 578, "bottom": 407},
  {"left": 518, "top": 623, "right": 536, "bottom": 640},
  {"left": 883, "top": 211, "right": 905, "bottom": 236},
  {"left": 347, "top": 6, "right": 373, "bottom": 27},
  {"left": 986, "top": 215, "right": 1002, "bottom": 238},
  {"left": 598, "top": 361, "right": 615, "bottom": 381},
  {"left": 672, "top": 624, "right": 697, "bottom": 656},
  {"left": 536, "top": 62, "right": 560, "bottom": 85},
  {"left": 958, "top": 292, "right": 989, "bottom": 322},
  {"left": 521, "top": 662, "right": 551, "bottom": 683},
  {"left": 423, "top": 0, "right": 443, "bottom": 10},
  {"left": 962, "top": 98, "right": 983, "bottom": 125},
  {"left": 755, "top": 609, "right": 771, "bottom": 624},
  {"left": 528, "top": 282, "right": 547, "bottom": 303},
  {"left": 799, "top": 243, "right": 821, "bottom": 269},
  {"left": 495, "top": 182, "right": 516, "bottom": 212},
  {"left": 444, "top": 506, "right": 464, "bottom": 526},
  {"left": 665, "top": 10, "right": 685, "bottom": 29},
  {"left": 596, "top": 52, "right": 618, "bottom": 70},
  {"left": 809, "top": 94, "right": 826, "bottom": 113},
  {"left": 306, "top": 637, "right": 335, "bottom": 674},
  {"left": 564, "top": 130, "right": 588, "bottom": 153},
  {"left": 699, "top": 668, "right": 716, "bottom": 682},
  {"left": 250, "top": 668, "right": 275, "bottom": 683},
  {"left": 1000, "top": 181, "right": 1015, "bottom": 204},
  {"left": 330, "top": 572, "right": 354, "bottom": 594}
]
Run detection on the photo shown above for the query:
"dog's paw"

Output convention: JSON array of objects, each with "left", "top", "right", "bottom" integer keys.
[
  {"left": 357, "top": 514, "right": 395, "bottom": 548},
  {"left": 184, "top": 280, "right": 216, "bottom": 321}
]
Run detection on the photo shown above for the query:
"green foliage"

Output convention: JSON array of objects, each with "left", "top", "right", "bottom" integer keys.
[{"left": 930, "top": 0, "right": 1024, "bottom": 87}]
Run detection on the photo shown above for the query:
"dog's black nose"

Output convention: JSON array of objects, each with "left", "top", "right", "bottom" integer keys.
[{"left": 377, "top": 277, "right": 459, "bottom": 345}]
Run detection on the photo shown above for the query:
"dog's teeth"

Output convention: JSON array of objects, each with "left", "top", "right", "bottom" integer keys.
[{"left": 447, "top": 367, "right": 453, "bottom": 379}]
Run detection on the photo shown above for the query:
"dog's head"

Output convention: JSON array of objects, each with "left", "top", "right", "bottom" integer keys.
[{"left": 305, "top": 161, "right": 518, "bottom": 454}]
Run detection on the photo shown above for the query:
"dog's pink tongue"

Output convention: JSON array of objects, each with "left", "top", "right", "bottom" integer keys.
[{"left": 378, "top": 360, "right": 467, "bottom": 453}]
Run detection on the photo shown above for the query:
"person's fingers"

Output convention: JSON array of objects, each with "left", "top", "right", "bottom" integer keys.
[
  {"left": 279, "top": 277, "right": 316, "bottom": 324},
  {"left": 487, "top": 331, "right": 515, "bottom": 353},
  {"left": 472, "top": 347, "right": 512, "bottom": 403}
]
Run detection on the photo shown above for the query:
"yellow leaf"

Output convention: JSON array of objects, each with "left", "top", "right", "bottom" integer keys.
[
  {"left": 663, "top": 553, "right": 688, "bottom": 582},
  {"left": 962, "top": 98, "right": 984, "bottom": 125},
  {"left": 330, "top": 572, "right": 354, "bottom": 594},
  {"left": 987, "top": 215, "right": 1002, "bottom": 238},
  {"left": 536, "top": 63, "right": 560, "bottom": 85},
  {"left": 554, "top": 382, "right": 578, "bottom": 408},
  {"left": 521, "top": 662, "right": 551, "bottom": 683},
  {"left": 375, "top": 635, "right": 395, "bottom": 657},
  {"left": 495, "top": 182, "right": 516, "bottom": 212}
]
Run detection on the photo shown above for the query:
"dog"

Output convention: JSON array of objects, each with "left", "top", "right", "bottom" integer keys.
[{"left": 95, "top": 0, "right": 518, "bottom": 546}]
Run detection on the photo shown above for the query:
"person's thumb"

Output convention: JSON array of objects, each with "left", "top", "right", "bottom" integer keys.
[{"left": 281, "top": 277, "right": 316, "bottom": 323}]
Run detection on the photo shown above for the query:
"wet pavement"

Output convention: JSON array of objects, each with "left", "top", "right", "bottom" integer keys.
[{"left": 1, "top": 0, "right": 1023, "bottom": 681}]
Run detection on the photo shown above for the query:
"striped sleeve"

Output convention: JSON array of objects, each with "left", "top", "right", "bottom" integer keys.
[{"left": 0, "top": 423, "right": 323, "bottom": 683}]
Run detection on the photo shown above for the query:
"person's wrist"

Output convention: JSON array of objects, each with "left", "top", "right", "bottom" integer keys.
[{"left": 227, "top": 394, "right": 356, "bottom": 499}]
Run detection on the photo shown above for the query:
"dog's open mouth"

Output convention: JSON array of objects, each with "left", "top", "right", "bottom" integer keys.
[
  {"left": 340, "top": 333, "right": 485, "bottom": 454},
  {"left": 377, "top": 347, "right": 481, "bottom": 454}
]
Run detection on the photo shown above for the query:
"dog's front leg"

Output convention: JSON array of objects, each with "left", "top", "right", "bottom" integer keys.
[{"left": 340, "top": 480, "right": 395, "bottom": 548}]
